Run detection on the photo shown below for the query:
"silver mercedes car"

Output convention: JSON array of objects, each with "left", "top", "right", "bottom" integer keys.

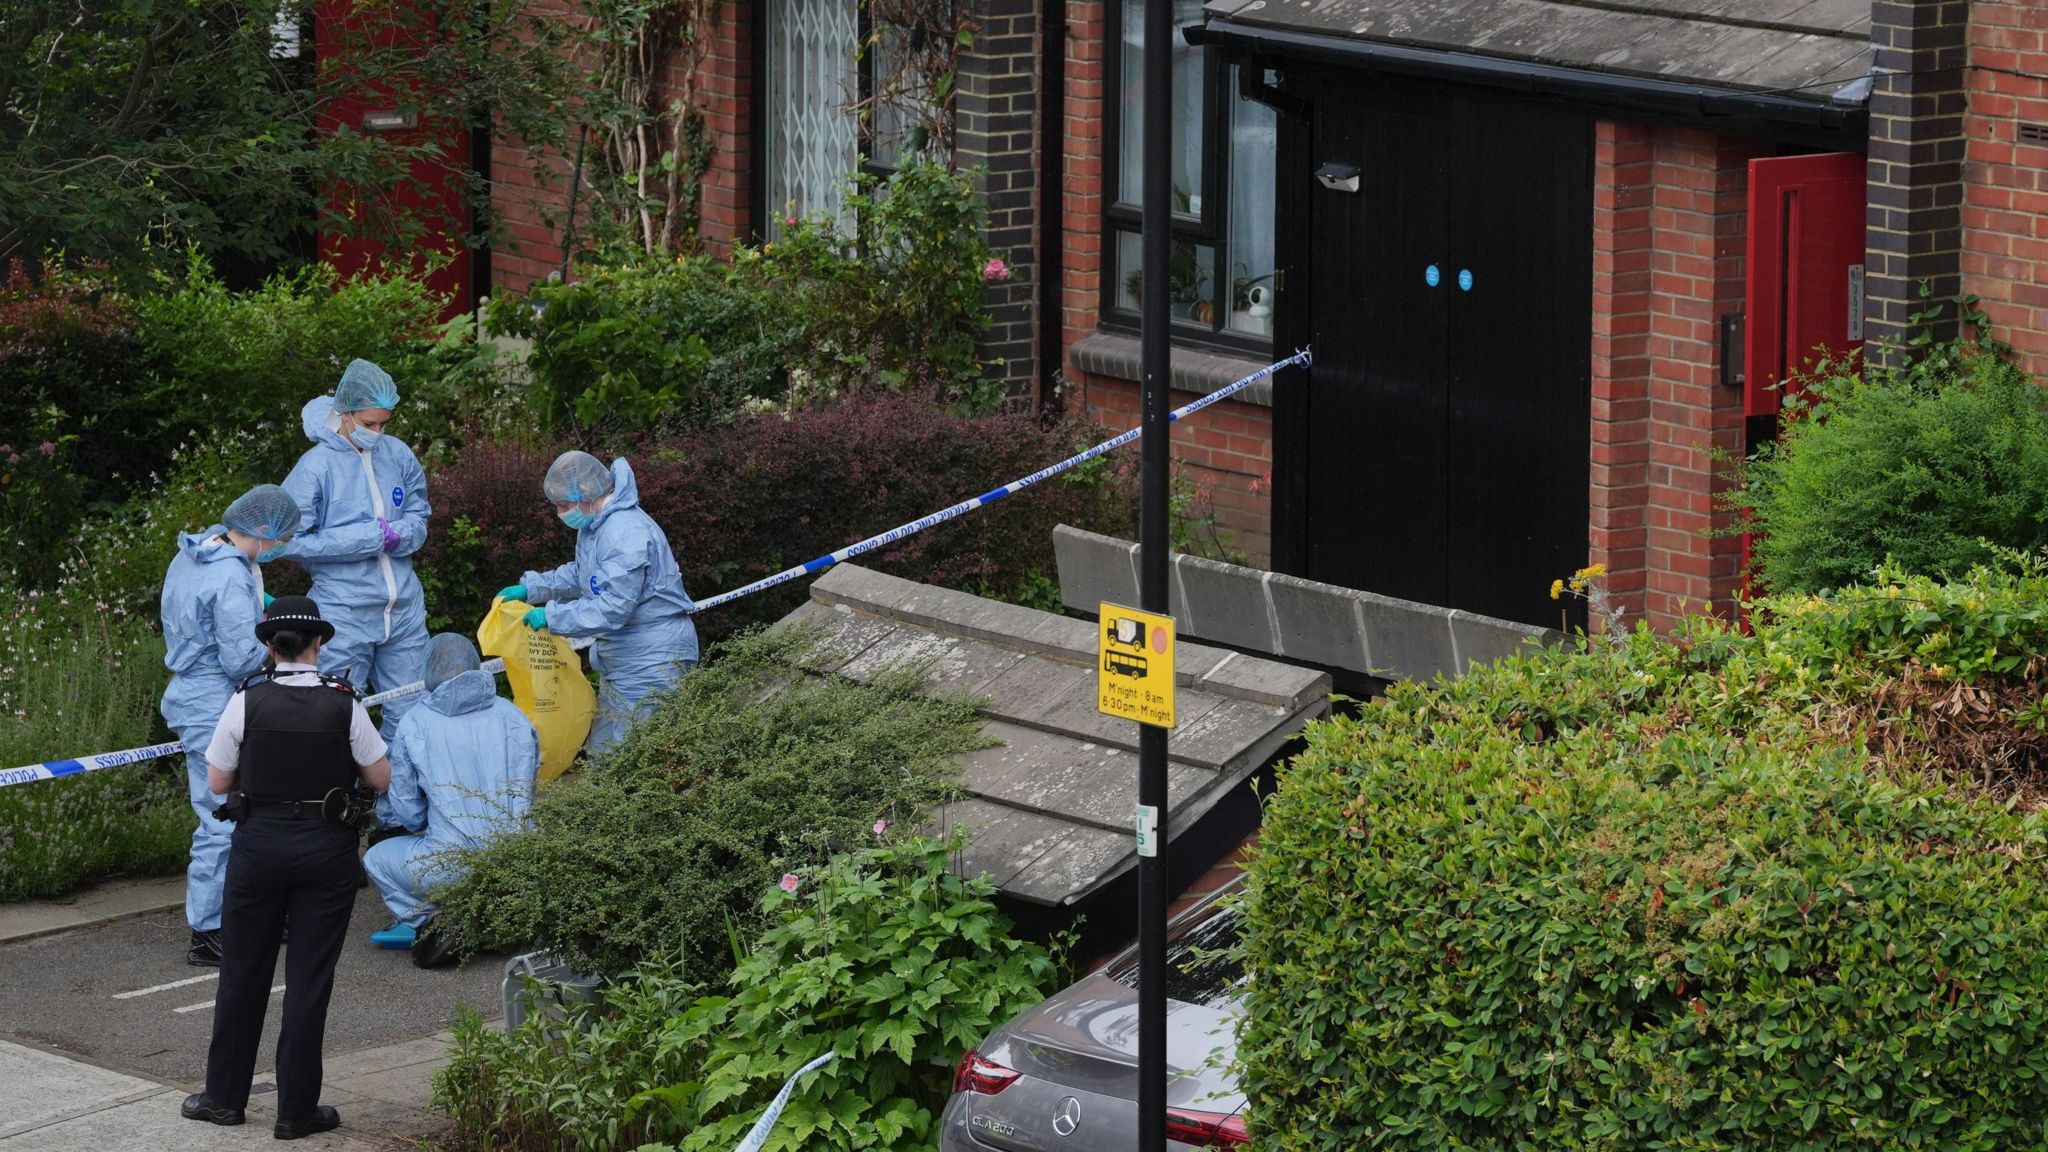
[{"left": 937, "top": 875, "right": 1249, "bottom": 1150}]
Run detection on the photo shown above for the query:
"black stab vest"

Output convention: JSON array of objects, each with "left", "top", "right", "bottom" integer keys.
[{"left": 238, "top": 678, "right": 359, "bottom": 802}]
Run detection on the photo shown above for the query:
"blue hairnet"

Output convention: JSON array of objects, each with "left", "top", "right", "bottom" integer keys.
[
  {"left": 424, "top": 633, "right": 481, "bottom": 691},
  {"left": 543, "top": 451, "right": 614, "bottom": 503},
  {"left": 221, "top": 484, "right": 301, "bottom": 540},
  {"left": 334, "top": 359, "right": 399, "bottom": 412}
]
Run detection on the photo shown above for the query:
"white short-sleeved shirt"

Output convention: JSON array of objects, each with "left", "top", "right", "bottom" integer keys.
[{"left": 206, "top": 663, "right": 388, "bottom": 773}]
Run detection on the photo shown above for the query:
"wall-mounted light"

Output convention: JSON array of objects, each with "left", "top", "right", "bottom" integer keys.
[{"left": 1315, "top": 162, "right": 1360, "bottom": 194}]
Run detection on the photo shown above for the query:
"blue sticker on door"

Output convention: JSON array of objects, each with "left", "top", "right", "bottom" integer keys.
[
  {"left": 1424, "top": 264, "right": 1440, "bottom": 287},
  {"left": 1457, "top": 268, "right": 1473, "bottom": 292}
]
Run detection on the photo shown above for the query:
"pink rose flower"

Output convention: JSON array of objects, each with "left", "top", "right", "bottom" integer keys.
[
  {"left": 784, "top": 215, "right": 799, "bottom": 228},
  {"left": 38, "top": 442, "right": 54, "bottom": 457},
  {"left": 779, "top": 872, "right": 800, "bottom": 894},
  {"left": 873, "top": 819, "right": 888, "bottom": 835},
  {"left": 982, "top": 257, "right": 1010, "bottom": 283}
]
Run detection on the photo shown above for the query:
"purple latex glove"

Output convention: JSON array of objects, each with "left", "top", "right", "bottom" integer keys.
[{"left": 378, "top": 518, "right": 401, "bottom": 553}]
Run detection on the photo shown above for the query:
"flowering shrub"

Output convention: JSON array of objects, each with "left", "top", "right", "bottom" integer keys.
[
  {"left": 432, "top": 834, "right": 1064, "bottom": 1152},
  {"left": 415, "top": 399, "right": 1135, "bottom": 643},
  {"left": 629, "top": 834, "right": 1065, "bottom": 1152},
  {"left": 0, "top": 262, "right": 148, "bottom": 573},
  {"left": 756, "top": 161, "right": 1001, "bottom": 412}
]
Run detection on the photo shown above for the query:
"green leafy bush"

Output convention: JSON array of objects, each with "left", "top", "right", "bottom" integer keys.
[
  {"left": 1237, "top": 564, "right": 2048, "bottom": 1151},
  {"left": 434, "top": 628, "right": 986, "bottom": 975},
  {"left": 1732, "top": 348, "right": 2048, "bottom": 594},
  {"left": 431, "top": 956, "right": 704, "bottom": 1152},
  {"left": 490, "top": 253, "right": 789, "bottom": 437},
  {"left": 135, "top": 253, "right": 506, "bottom": 475},
  {"left": 630, "top": 834, "right": 1065, "bottom": 1152},
  {"left": 494, "top": 159, "right": 1002, "bottom": 432}
]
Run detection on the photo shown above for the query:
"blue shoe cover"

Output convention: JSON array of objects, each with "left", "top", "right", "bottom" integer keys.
[{"left": 371, "top": 923, "right": 418, "bottom": 950}]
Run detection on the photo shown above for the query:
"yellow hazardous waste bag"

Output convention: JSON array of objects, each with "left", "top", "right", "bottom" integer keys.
[{"left": 477, "top": 599, "right": 595, "bottom": 785}]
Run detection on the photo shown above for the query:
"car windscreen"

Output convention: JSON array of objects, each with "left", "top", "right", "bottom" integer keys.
[{"left": 1103, "top": 905, "right": 1244, "bottom": 1008}]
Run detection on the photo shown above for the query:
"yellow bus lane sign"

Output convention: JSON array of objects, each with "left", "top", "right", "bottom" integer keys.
[{"left": 1097, "top": 602, "right": 1176, "bottom": 728}]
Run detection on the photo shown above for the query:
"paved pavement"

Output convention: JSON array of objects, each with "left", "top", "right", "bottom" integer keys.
[{"left": 0, "top": 879, "right": 516, "bottom": 1150}]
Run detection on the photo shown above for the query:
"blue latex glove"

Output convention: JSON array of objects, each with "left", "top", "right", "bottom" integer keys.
[
  {"left": 497, "top": 584, "right": 528, "bottom": 603},
  {"left": 263, "top": 593, "right": 276, "bottom": 608},
  {"left": 378, "top": 518, "right": 401, "bottom": 553},
  {"left": 523, "top": 606, "right": 548, "bottom": 631}
]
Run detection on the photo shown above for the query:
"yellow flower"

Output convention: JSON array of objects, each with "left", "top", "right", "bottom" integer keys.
[
  {"left": 1576, "top": 563, "right": 1608, "bottom": 581},
  {"left": 1549, "top": 579, "right": 1565, "bottom": 600}
]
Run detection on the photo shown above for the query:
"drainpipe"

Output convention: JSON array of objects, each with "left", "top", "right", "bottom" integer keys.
[{"left": 1037, "top": 0, "right": 1067, "bottom": 413}]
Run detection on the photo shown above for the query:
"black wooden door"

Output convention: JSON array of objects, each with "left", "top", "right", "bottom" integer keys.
[
  {"left": 1299, "top": 84, "right": 1590, "bottom": 631},
  {"left": 1305, "top": 93, "right": 1447, "bottom": 608}
]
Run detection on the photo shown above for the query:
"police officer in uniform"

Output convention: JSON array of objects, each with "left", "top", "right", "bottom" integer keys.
[{"left": 180, "top": 596, "right": 393, "bottom": 1140}]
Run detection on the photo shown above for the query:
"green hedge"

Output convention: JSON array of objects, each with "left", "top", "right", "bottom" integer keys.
[{"left": 1237, "top": 565, "right": 2048, "bottom": 1151}]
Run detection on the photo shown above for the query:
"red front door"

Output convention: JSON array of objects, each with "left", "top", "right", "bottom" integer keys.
[
  {"left": 1743, "top": 152, "right": 1866, "bottom": 419},
  {"left": 1739, "top": 151, "right": 1866, "bottom": 598},
  {"left": 314, "top": 0, "right": 474, "bottom": 321}
]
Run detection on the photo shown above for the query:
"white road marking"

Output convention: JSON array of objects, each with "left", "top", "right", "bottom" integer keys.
[
  {"left": 111, "top": 973, "right": 219, "bottom": 1000},
  {"left": 172, "top": 984, "right": 285, "bottom": 1014}
]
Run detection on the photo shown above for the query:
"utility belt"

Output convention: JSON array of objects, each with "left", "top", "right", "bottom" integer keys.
[{"left": 213, "top": 785, "right": 376, "bottom": 829}]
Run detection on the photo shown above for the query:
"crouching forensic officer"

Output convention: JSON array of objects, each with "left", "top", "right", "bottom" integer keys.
[{"left": 180, "top": 596, "right": 392, "bottom": 1140}]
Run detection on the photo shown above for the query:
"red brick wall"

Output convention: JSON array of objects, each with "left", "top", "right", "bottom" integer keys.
[
  {"left": 1057, "top": 0, "right": 1273, "bottom": 564},
  {"left": 1962, "top": 0, "right": 2048, "bottom": 375},
  {"left": 489, "top": 4, "right": 754, "bottom": 299},
  {"left": 1587, "top": 120, "right": 1760, "bottom": 632},
  {"left": 1071, "top": 375, "right": 1275, "bottom": 563}
]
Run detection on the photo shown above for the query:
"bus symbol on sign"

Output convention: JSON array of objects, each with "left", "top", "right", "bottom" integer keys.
[{"left": 1097, "top": 603, "right": 1176, "bottom": 728}]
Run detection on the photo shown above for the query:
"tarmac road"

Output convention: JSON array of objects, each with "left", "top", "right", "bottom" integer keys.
[{"left": 0, "top": 894, "right": 508, "bottom": 1090}]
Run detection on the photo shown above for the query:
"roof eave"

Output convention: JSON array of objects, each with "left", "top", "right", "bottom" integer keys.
[{"left": 1187, "top": 17, "right": 1869, "bottom": 144}]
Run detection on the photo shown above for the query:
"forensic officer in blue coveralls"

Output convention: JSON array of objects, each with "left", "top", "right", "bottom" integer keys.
[
  {"left": 159, "top": 483, "right": 301, "bottom": 967},
  {"left": 280, "top": 359, "right": 431, "bottom": 739},
  {"left": 497, "top": 451, "right": 698, "bottom": 754}
]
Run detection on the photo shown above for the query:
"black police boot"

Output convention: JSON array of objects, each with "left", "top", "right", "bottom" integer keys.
[
  {"left": 274, "top": 1104, "right": 341, "bottom": 1140},
  {"left": 180, "top": 1093, "right": 244, "bottom": 1125},
  {"left": 187, "top": 929, "right": 223, "bottom": 968}
]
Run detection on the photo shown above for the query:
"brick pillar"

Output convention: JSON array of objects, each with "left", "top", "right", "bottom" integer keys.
[
  {"left": 955, "top": 0, "right": 1041, "bottom": 409},
  {"left": 1587, "top": 119, "right": 1654, "bottom": 632},
  {"left": 1864, "top": 0, "right": 1968, "bottom": 366},
  {"left": 697, "top": 0, "right": 755, "bottom": 256},
  {"left": 1589, "top": 121, "right": 1760, "bottom": 634},
  {"left": 1961, "top": 0, "right": 2048, "bottom": 373}
]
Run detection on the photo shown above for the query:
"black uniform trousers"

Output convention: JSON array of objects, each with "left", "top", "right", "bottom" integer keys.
[{"left": 203, "top": 812, "right": 360, "bottom": 1121}]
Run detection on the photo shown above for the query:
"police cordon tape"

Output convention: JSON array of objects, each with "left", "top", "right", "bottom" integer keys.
[
  {"left": 733, "top": 1051, "right": 837, "bottom": 1152},
  {"left": 2, "top": 348, "right": 1312, "bottom": 789}
]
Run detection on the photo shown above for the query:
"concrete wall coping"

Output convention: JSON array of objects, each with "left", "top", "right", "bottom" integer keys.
[{"left": 1053, "top": 524, "right": 1565, "bottom": 682}]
